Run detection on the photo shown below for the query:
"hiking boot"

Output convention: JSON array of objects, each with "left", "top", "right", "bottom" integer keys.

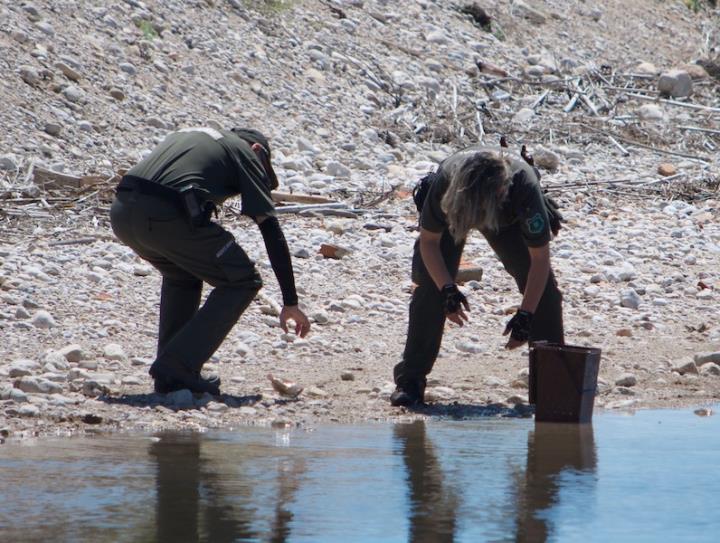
[
  {"left": 390, "top": 385, "right": 423, "bottom": 407},
  {"left": 150, "top": 362, "right": 221, "bottom": 395},
  {"left": 153, "top": 370, "right": 221, "bottom": 394}
]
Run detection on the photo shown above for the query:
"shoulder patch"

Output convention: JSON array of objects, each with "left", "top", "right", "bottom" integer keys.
[{"left": 526, "top": 213, "right": 545, "bottom": 235}]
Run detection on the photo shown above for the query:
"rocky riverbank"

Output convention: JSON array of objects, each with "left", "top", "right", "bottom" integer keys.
[{"left": 1, "top": 0, "right": 719, "bottom": 441}]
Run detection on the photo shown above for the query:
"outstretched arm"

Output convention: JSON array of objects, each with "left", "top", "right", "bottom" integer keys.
[
  {"left": 504, "top": 243, "right": 551, "bottom": 349},
  {"left": 419, "top": 228, "right": 470, "bottom": 327},
  {"left": 253, "top": 215, "right": 310, "bottom": 337}
]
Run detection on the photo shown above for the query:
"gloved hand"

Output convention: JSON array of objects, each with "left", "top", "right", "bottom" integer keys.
[
  {"left": 543, "top": 194, "right": 564, "bottom": 236},
  {"left": 503, "top": 309, "right": 533, "bottom": 342},
  {"left": 441, "top": 283, "right": 470, "bottom": 315}
]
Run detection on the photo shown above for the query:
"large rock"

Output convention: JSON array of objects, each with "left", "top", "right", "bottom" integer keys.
[
  {"left": 14, "top": 376, "right": 63, "bottom": 394},
  {"left": 694, "top": 352, "right": 720, "bottom": 366},
  {"left": 58, "top": 344, "right": 85, "bottom": 363},
  {"left": 8, "top": 359, "right": 40, "bottom": 378},
  {"left": 672, "top": 359, "right": 699, "bottom": 376},
  {"left": 657, "top": 69, "right": 692, "bottom": 98},
  {"left": 512, "top": 1, "right": 546, "bottom": 24}
]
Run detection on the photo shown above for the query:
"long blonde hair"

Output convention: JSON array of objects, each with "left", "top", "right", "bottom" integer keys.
[{"left": 440, "top": 149, "right": 511, "bottom": 243}]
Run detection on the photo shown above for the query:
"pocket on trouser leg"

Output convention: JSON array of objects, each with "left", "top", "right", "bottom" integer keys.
[{"left": 214, "top": 239, "right": 263, "bottom": 289}]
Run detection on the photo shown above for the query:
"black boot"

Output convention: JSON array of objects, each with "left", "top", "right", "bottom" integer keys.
[
  {"left": 390, "top": 382, "right": 424, "bottom": 407},
  {"left": 150, "top": 362, "right": 221, "bottom": 395},
  {"left": 153, "top": 370, "right": 221, "bottom": 394}
]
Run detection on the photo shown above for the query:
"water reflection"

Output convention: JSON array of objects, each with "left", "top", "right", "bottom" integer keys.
[
  {"left": 150, "top": 433, "right": 305, "bottom": 542},
  {"left": 5, "top": 410, "right": 717, "bottom": 542},
  {"left": 514, "top": 423, "right": 597, "bottom": 542},
  {"left": 394, "top": 421, "right": 459, "bottom": 542}
]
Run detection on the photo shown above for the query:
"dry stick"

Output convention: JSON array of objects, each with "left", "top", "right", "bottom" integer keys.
[
  {"left": 74, "top": 190, "right": 100, "bottom": 205},
  {"left": 476, "top": 111, "right": 485, "bottom": 143},
  {"left": 678, "top": 125, "right": 720, "bottom": 135},
  {"left": 578, "top": 124, "right": 712, "bottom": 162},
  {"left": 531, "top": 89, "right": 550, "bottom": 110},
  {"left": 48, "top": 237, "right": 98, "bottom": 247},
  {"left": 602, "top": 86, "right": 657, "bottom": 94},
  {"left": 626, "top": 93, "right": 720, "bottom": 113},
  {"left": 271, "top": 192, "right": 336, "bottom": 205},
  {"left": 546, "top": 172, "right": 685, "bottom": 191},
  {"left": 274, "top": 203, "right": 351, "bottom": 214},
  {"left": 607, "top": 135, "right": 630, "bottom": 156},
  {"left": 563, "top": 93, "right": 580, "bottom": 112}
]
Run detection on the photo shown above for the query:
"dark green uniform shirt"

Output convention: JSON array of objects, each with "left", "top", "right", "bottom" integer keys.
[
  {"left": 127, "top": 127, "right": 275, "bottom": 216},
  {"left": 420, "top": 148, "right": 551, "bottom": 247}
]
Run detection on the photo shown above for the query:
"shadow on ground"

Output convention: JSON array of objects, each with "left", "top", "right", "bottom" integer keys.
[{"left": 99, "top": 392, "right": 264, "bottom": 410}]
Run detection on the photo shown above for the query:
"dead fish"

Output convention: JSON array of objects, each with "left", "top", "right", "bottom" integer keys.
[{"left": 268, "top": 374, "right": 303, "bottom": 399}]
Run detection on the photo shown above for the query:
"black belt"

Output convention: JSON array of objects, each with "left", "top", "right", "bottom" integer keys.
[
  {"left": 116, "top": 175, "right": 216, "bottom": 227},
  {"left": 116, "top": 175, "right": 182, "bottom": 201}
]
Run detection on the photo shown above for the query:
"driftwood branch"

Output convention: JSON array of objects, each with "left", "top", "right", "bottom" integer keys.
[{"left": 626, "top": 93, "right": 720, "bottom": 113}]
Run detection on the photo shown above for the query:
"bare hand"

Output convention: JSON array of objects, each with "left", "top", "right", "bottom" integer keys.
[
  {"left": 446, "top": 308, "right": 469, "bottom": 327},
  {"left": 280, "top": 305, "right": 311, "bottom": 338},
  {"left": 504, "top": 337, "right": 526, "bottom": 350},
  {"left": 502, "top": 325, "right": 526, "bottom": 350}
]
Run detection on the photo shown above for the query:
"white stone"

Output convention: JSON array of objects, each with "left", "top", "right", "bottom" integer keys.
[
  {"left": 32, "top": 310, "right": 56, "bottom": 329},
  {"left": 103, "top": 343, "right": 127, "bottom": 361},
  {"left": 620, "top": 289, "right": 641, "bottom": 309},
  {"left": 58, "top": 344, "right": 84, "bottom": 363},
  {"left": 512, "top": 108, "right": 535, "bottom": 124},
  {"left": 637, "top": 104, "right": 664, "bottom": 121},
  {"left": 457, "top": 341, "right": 485, "bottom": 354}
]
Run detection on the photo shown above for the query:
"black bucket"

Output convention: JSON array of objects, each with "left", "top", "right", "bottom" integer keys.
[{"left": 528, "top": 342, "right": 602, "bottom": 423}]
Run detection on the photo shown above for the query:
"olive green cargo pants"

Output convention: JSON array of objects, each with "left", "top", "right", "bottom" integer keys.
[
  {"left": 110, "top": 189, "right": 262, "bottom": 374},
  {"left": 393, "top": 225, "right": 564, "bottom": 394}
]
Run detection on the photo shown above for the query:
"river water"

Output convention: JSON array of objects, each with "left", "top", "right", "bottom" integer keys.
[{"left": 0, "top": 408, "right": 717, "bottom": 542}]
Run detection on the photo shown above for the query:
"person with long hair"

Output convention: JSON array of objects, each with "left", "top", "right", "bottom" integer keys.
[{"left": 390, "top": 146, "right": 564, "bottom": 407}]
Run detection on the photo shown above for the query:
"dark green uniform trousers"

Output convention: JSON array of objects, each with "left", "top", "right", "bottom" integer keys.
[
  {"left": 393, "top": 225, "right": 564, "bottom": 394},
  {"left": 110, "top": 190, "right": 262, "bottom": 374}
]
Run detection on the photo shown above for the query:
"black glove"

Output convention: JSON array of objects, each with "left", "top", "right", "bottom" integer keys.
[
  {"left": 543, "top": 193, "right": 563, "bottom": 236},
  {"left": 441, "top": 284, "right": 469, "bottom": 315},
  {"left": 504, "top": 310, "right": 533, "bottom": 342}
]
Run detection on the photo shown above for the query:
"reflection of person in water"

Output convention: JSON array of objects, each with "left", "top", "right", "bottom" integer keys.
[
  {"left": 149, "top": 433, "right": 305, "bottom": 543},
  {"left": 514, "top": 423, "right": 597, "bottom": 542},
  {"left": 150, "top": 433, "right": 257, "bottom": 542},
  {"left": 394, "top": 421, "right": 459, "bottom": 543}
]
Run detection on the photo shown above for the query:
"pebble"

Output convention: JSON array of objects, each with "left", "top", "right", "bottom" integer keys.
[
  {"left": 19, "top": 65, "right": 40, "bottom": 86},
  {"left": 658, "top": 69, "right": 692, "bottom": 98},
  {"left": 615, "top": 373, "right": 637, "bottom": 387},
  {"left": 620, "top": 289, "right": 641, "bottom": 309},
  {"left": 700, "top": 363, "right": 720, "bottom": 377},
  {"left": 637, "top": 104, "right": 664, "bottom": 121},
  {"left": 672, "top": 360, "right": 699, "bottom": 376},
  {"left": 457, "top": 341, "right": 485, "bottom": 354},
  {"left": 340, "top": 371, "right": 355, "bottom": 381},
  {"left": 0, "top": 154, "right": 18, "bottom": 170},
  {"left": 9, "top": 359, "right": 39, "bottom": 377},
  {"left": 31, "top": 310, "right": 56, "bottom": 329},
  {"left": 306, "top": 386, "right": 328, "bottom": 398},
  {"left": 58, "top": 344, "right": 84, "bottom": 363},
  {"left": 18, "top": 405, "right": 40, "bottom": 417},
  {"left": 103, "top": 343, "right": 127, "bottom": 361}
]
